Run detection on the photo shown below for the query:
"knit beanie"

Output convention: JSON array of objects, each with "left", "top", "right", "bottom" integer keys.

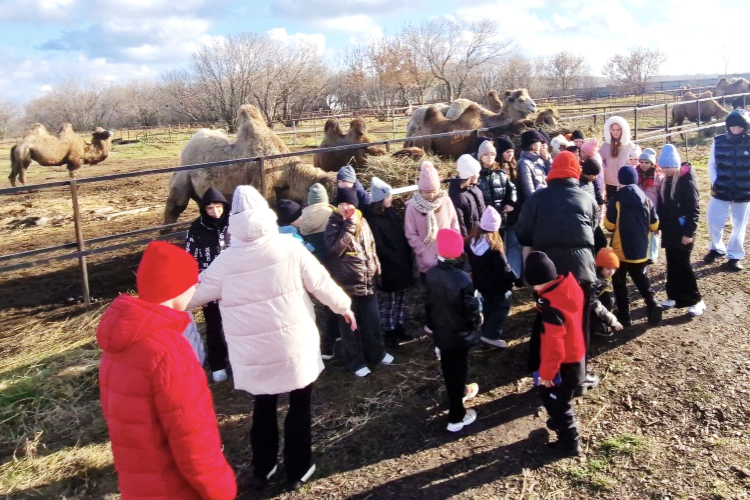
[
  {"left": 308, "top": 183, "right": 329, "bottom": 205},
  {"left": 520, "top": 130, "right": 544, "bottom": 150},
  {"left": 137, "top": 241, "right": 199, "bottom": 304},
  {"left": 581, "top": 157, "right": 601, "bottom": 176},
  {"left": 726, "top": 109, "right": 750, "bottom": 131},
  {"left": 580, "top": 138, "right": 599, "bottom": 158},
  {"left": 657, "top": 144, "right": 681, "bottom": 168},
  {"left": 418, "top": 161, "right": 441, "bottom": 191},
  {"left": 524, "top": 251, "right": 558, "bottom": 286},
  {"left": 337, "top": 165, "right": 357, "bottom": 184},
  {"left": 628, "top": 144, "right": 642, "bottom": 160},
  {"left": 478, "top": 140, "right": 496, "bottom": 159},
  {"left": 547, "top": 151, "right": 581, "bottom": 181},
  {"left": 618, "top": 165, "right": 639, "bottom": 185},
  {"left": 333, "top": 186, "right": 359, "bottom": 207},
  {"left": 595, "top": 247, "right": 620, "bottom": 269},
  {"left": 456, "top": 154, "right": 481, "bottom": 179},
  {"left": 572, "top": 129, "right": 585, "bottom": 141},
  {"left": 639, "top": 148, "right": 657, "bottom": 165},
  {"left": 495, "top": 135, "right": 515, "bottom": 156},
  {"left": 538, "top": 129, "right": 550, "bottom": 144},
  {"left": 436, "top": 228, "right": 463, "bottom": 259},
  {"left": 232, "top": 185, "right": 268, "bottom": 214},
  {"left": 370, "top": 176, "right": 391, "bottom": 203},
  {"left": 480, "top": 206, "right": 502, "bottom": 232},
  {"left": 276, "top": 199, "right": 302, "bottom": 226}
]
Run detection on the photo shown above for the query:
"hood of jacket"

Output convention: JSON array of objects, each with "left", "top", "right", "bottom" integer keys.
[
  {"left": 228, "top": 205, "right": 279, "bottom": 244},
  {"left": 198, "top": 187, "right": 230, "bottom": 229},
  {"left": 604, "top": 116, "right": 632, "bottom": 146},
  {"left": 96, "top": 294, "right": 190, "bottom": 354},
  {"left": 616, "top": 184, "right": 650, "bottom": 209},
  {"left": 299, "top": 203, "right": 333, "bottom": 236},
  {"left": 537, "top": 273, "right": 582, "bottom": 317}
]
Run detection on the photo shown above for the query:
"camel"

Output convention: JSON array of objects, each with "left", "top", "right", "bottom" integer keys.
[
  {"left": 670, "top": 92, "right": 728, "bottom": 128},
  {"left": 9, "top": 124, "right": 112, "bottom": 186},
  {"left": 406, "top": 103, "right": 450, "bottom": 137},
  {"left": 164, "top": 104, "right": 335, "bottom": 224},
  {"left": 534, "top": 107, "right": 560, "bottom": 127},
  {"left": 714, "top": 77, "right": 750, "bottom": 109},
  {"left": 485, "top": 90, "right": 503, "bottom": 113},
  {"left": 445, "top": 89, "right": 538, "bottom": 126},
  {"left": 313, "top": 118, "right": 387, "bottom": 171}
]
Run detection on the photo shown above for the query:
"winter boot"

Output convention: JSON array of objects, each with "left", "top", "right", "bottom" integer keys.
[
  {"left": 646, "top": 295, "right": 663, "bottom": 326},
  {"left": 546, "top": 436, "right": 582, "bottom": 457},
  {"left": 616, "top": 310, "right": 632, "bottom": 328}
]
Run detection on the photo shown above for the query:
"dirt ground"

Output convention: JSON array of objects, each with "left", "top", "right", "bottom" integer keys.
[{"left": 2, "top": 131, "right": 750, "bottom": 499}]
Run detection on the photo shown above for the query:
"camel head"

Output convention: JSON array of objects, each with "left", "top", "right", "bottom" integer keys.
[
  {"left": 83, "top": 127, "right": 113, "bottom": 165},
  {"left": 237, "top": 104, "right": 265, "bottom": 131},
  {"left": 323, "top": 118, "right": 345, "bottom": 138},
  {"left": 503, "top": 89, "right": 537, "bottom": 118},
  {"left": 347, "top": 118, "right": 368, "bottom": 141}
]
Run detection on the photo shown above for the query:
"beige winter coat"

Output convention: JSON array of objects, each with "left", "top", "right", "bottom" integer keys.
[{"left": 188, "top": 205, "right": 351, "bottom": 395}]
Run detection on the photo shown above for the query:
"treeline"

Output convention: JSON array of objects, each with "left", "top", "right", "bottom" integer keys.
[{"left": 0, "top": 18, "right": 668, "bottom": 138}]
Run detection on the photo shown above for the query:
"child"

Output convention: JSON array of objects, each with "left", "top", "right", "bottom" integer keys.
[
  {"left": 424, "top": 228, "right": 481, "bottom": 432},
  {"left": 637, "top": 148, "right": 663, "bottom": 208},
  {"left": 524, "top": 251, "right": 586, "bottom": 456},
  {"left": 97, "top": 242, "right": 236, "bottom": 499},
  {"left": 656, "top": 144, "right": 706, "bottom": 317},
  {"left": 449, "top": 154, "right": 486, "bottom": 236},
  {"left": 336, "top": 165, "right": 371, "bottom": 208},
  {"left": 571, "top": 129, "right": 585, "bottom": 149},
  {"left": 604, "top": 166, "right": 661, "bottom": 327},
  {"left": 185, "top": 187, "right": 230, "bottom": 382},
  {"left": 494, "top": 136, "right": 523, "bottom": 280},
  {"left": 476, "top": 138, "right": 516, "bottom": 229},
  {"left": 325, "top": 186, "right": 393, "bottom": 377},
  {"left": 600, "top": 116, "right": 637, "bottom": 200},
  {"left": 591, "top": 248, "right": 624, "bottom": 337},
  {"left": 579, "top": 158, "right": 606, "bottom": 209},
  {"left": 465, "top": 207, "right": 517, "bottom": 348},
  {"left": 627, "top": 144, "right": 643, "bottom": 167},
  {"left": 364, "top": 177, "right": 416, "bottom": 348},
  {"left": 276, "top": 199, "right": 315, "bottom": 251}
]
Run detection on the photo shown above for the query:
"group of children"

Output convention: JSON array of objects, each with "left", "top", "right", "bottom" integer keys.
[{"left": 96, "top": 116, "right": 710, "bottom": 497}]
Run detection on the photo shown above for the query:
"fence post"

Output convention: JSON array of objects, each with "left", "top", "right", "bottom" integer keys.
[
  {"left": 259, "top": 158, "right": 266, "bottom": 199},
  {"left": 697, "top": 97, "right": 701, "bottom": 126},
  {"left": 685, "top": 136, "right": 690, "bottom": 163},
  {"left": 168, "top": 125, "right": 172, "bottom": 143},
  {"left": 665, "top": 104, "right": 670, "bottom": 143},
  {"left": 313, "top": 118, "right": 318, "bottom": 144},
  {"left": 392, "top": 115, "right": 396, "bottom": 140},
  {"left": 69, "top": 173, "right": 91, "bottom": 307},
  {"left": 634, "top": 107, "right": 638, "bottom": 140},
  {"left": 293, "top": 122, "right": 297, "bottom": 146}
]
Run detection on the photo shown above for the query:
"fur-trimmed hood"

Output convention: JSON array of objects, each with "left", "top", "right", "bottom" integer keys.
[
  {"left": 603, "top": 116, "right": 632, "bottom": 146},
  {"left": 298, "top": 203, "right": 333, "bottom": 236}
]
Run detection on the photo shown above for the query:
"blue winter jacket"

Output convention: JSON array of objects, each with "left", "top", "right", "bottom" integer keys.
[{"left": 604, "top": 185, "right": 659, "bottom": 263}]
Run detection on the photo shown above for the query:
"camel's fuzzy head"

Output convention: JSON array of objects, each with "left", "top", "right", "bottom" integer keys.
[
  {"left": 92, "top": 128, "right": 112, "bottom": 142},
  {"left": 504, "top": 89, "right": 537, "bottom": 115},
  {"left": 348, "top": 118, "right": 368, "bottom": 139}
]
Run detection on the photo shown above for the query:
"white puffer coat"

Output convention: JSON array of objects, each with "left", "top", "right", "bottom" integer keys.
[
  {"left": 601, "top": 116, "right": 640, "bottom": 187},
  {"left": 188, "top": 197, "right": 351, "bottom": 395}
]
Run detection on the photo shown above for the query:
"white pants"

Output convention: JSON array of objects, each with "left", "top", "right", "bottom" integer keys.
[{"left": 706, "top": 197, "right": 750, "bottom": 260}]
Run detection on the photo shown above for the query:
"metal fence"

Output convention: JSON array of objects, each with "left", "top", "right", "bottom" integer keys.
[{"left": 2, "top": 92, "right": 748, "bottom": 307}]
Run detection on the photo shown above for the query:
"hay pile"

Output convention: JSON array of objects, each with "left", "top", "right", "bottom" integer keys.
[{"left": 357, "top": 153, "right": 456, "bottom": 193}]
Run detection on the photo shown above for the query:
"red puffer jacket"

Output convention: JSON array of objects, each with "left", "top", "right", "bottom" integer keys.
[{"left": 97, "top": 294, "right": 236, "bottom": 500}]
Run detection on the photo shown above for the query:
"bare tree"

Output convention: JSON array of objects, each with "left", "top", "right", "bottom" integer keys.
[
  {"left": 121, "top": 79, "right": 162, "bottom": 126},
  {"left": 602, "top": 46, "right": 667, "bottom": 94},
  {"left": 719, "top": 45, "right": 733, "bottom": 76},
  {"left": 25, "top": 79, "right": 121, "bottom": 131},
  {"left": 0, "top": 99, "right": 19, "bottom": 140},
  {"left": 538, "top": 50, "right": 591, "bottom": 94}
]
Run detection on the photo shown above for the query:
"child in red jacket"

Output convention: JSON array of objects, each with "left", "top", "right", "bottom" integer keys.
[
  {"left": 525, "top": 251, "right": 586, "bottom": 456},
  {"left": 97, "top": 242, "right": 236, "bottom": 500}
]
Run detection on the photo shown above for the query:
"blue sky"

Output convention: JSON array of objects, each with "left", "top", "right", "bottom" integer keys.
[{"left": 0, "top": 0, "right": 746, "bottom": 103}]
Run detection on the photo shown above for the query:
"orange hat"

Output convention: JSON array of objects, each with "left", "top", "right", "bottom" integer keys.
[
  {"left": 137, "top": 241, "right": 199, "bottom": 303},
  {"left": 595, "top": 247, "right": 620, "bottom": 269},
  {"left": 546, "top": 150, "right": 581, "bottom": 181}
]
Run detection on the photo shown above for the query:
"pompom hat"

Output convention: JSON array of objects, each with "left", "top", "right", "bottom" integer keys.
[{"left": 418, "top": 161, "right": 441, "bottom": 191}]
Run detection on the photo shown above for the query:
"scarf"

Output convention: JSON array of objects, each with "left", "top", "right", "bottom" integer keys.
[
  {"left": 411, "top": 190, "right": 446, "bottom": 245},
  {"left": 637, "top": 166, "right": 661, "bottom": 190}
]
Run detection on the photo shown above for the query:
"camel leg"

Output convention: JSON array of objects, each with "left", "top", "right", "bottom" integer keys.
[{"left": 164, "top": 175, "right": 193, "bottom": 225}]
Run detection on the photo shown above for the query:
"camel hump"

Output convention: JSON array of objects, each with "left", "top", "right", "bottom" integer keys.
[
  {"left": 324, "top": 118, "right": 343, "bottom": 136},
  {"left": 423, "top": 106, "right": 445, "bottom": 124},
  {"left": 238, "top": 104, "right": 264, "bottom": 123}
]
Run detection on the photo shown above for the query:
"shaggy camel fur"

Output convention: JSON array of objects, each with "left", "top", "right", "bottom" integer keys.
[
  {"left": 670, "top": 91, "right": 728, "bottom": 128},
  {"left": 485, "top": 90, "right": 504, "bottom": 113},
  {"left": 313, "top": 118, "right": 387, "bottom": 171},
  {"left": 406, "top": 103, "right": 450, "bottom": 137},
  {"left": 445, "top": 89, "right": 538, "bottom": 126},
  {"left": 9, "top": 124, "right": 112, "bottom": 186},
  {"left": 164, "top": 104, "right": 335, "bottom": 224},
  {"left": 534, "top": 107, "right": 560, "bottom": 127},
  {"left": 714, "top": 77, "right": 750, "bottom": 109}
]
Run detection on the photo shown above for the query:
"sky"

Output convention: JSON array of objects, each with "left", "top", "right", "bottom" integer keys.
[{"left": 0, "top": 0, "right": 747, "bottom": 103}]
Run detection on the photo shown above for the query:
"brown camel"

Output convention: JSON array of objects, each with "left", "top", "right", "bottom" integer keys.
[
  {"left": 714, "top": 77, "right": 750, "bottom": 109},
  {"left": 670, "top": 92, "right": 728, "bottom": 128},
  {"left": 445, "top": 89, "right": 537, "bottom": 127},
  {"left": 9, "top": 124, "right": 112, "bottom": 186},
  {"left": 406, "top": 103, "right": 450, "bottom": 137},
  {"left": 164, "top": 104, "right": 335, "bottom": 224},
  {"left": 485, "top": 90, "right": 504, "bottom": 113},
  {"left": 313, "top": 118, "right": 387, "bottom": 171},
  {"left": 534, "top": 107, "right": 560, "bottom": 127}
]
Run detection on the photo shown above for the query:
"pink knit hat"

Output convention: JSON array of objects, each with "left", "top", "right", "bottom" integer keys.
[
  {"left": 418, "top": 161, "right": 441, "bottom": 191},
  {"left": 437, "top": 228, "right": 463, "bottom": 259},
  {"left": 480, "top": 206, "right": 503, "bottom": 232},
  {"left": 580, "top": 138, "right": 599, "bottom": 158}
]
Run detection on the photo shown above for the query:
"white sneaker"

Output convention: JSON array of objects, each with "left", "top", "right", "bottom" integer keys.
[
  {"left": 355, "top": 366, "right": 371, "bottom": 377},
  {"left": 446, "top": 408, "right": 477, "bottom": 432},
  {"left": 380, "top": 352, "right": 394, "bottom": 365},
  {"left": 212, "top": 369, "right": 228, "bottom": 382},
  {"left": 320, "top": 353, "right": 334, "bottom": 361},
  {"left": 423, "top": 325, "right": 433, "bottom": 335},
  {"left": 463, "top": 383, "right": 479, "bottom": 403},
  {"left": 480, "top": 337, "right": 507, "bottom": 348},
  {"left": 434, "top": 347, "right": 441, "bottom": 360},
  {"left": 300, "top": 463, "right": 316, "bottom": 482},
  {"left": 687, "top": 300, "right": 706, "bottom": 317},
  {"left": 660, "top": 299, "right": 676, "bottom": 310}
]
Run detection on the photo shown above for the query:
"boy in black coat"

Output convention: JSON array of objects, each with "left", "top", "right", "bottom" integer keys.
[
  {"left": 185, "top": 187, "right": 230, "bottom": 382},
  {"left": 425, "top": 229, "right": 481, "bottom": 432}
]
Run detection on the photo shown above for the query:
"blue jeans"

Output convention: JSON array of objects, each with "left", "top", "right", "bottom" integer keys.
[
  {"left": 504, "top": 226, "right": 523, "bottom": 278},
  {"left": 480, "top": 291, "right": 512, "bottom": 340}
]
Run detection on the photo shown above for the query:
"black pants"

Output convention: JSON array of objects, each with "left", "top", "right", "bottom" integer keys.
[
  {"left": 539, "top": 360, "right": 585, "bottom": 444},
  {"left": 665, "top": 248, "right": 702, "bottom": 307},
  {"left": 320, "top": 307, "right": 340, "bottom": 355},
  {"left": 612, "top": 261, "right": 656, "bottom": 317},
  {"left": 202, "top": 302, "right": 228, "bottom": 372},
  {"left": 579, "top": 281, "right": 593, "bottom": 361},
  {"left": 338, "top": 294, "right": 385, "bottom": 372},
  {"left": 251, "top": 384, "right": 313, "bottom": 483},
  {"left": 440, "top": 347, "right": 469, "bottom": 424},
  {"left": 605, "top": 184, "right": 618, "bottom": 202}
]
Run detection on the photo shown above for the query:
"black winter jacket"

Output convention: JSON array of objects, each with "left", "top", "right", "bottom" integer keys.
[
  {"left": 604, "top": 185, "right": 659, "bottom": 263},
  {"left": 477, "top": 167, "right": 517, "bottom": 226},
  {"left": 424, "top": 259, "right": 481, "bottom": 351},
  {"left": 579, "top": 175, "right": 605, "bottom": 206},
  {"left": 711, "top": 133, "right": 750, "bottom": 202},
  {"left": 324, "top": 211, "right": 380, "bottom": 297},
  {"left": 465, "top": 237, "right": 517, "bottom": 297},
  {"left": 364, "top": 206, "right": 416, "bottom": 292},
  {"left": 448, "top": 178, "right": 486, "bottom": 237},
  {"left": 517, "top": 151, "right": 548, "bottom": 205},
  {"left": 657, "top": 167, "right": 699, "bottom": 250},
  {"left": 516, "top": 178, "right": 599, "bottom": 284},
  {"left": 185, "top": 188, "right": 230, "bottom": 271}
]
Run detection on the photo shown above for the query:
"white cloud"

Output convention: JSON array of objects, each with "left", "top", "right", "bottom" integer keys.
[
  {"left": 267, "top": 27, "right": 326, "bottom": 54},
  {"left": 0, "top": 0, "right": 76, "bottom": 23}
]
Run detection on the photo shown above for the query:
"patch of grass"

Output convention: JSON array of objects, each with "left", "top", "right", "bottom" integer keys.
[
  {"left": 111, "top": 139, "right": 185, "bottom": 161},
  {"left": 561, "top": 459, "right": 615, "bottom": 491},
  {"left": 598, "top": 434, "right": 648, "bottom": 458}
]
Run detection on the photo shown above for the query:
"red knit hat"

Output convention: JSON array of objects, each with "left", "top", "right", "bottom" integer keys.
[
  {"left": 137, "top": 241, "right": 199, "bottom": 304},
  {"left": 595, "top": 247, "right": 620, "bottom": 269},
  {"left": 437, "top": 228, "right": 464, "bottom": 259},
  {"left": 547, "top": 150, "right": 581, "bottom": 181}
]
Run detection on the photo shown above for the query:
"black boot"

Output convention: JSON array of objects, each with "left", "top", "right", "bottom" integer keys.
[
  {"left": 384, "top": 330, "right": 400, "bottom": 349},
  {"left": 394, "top": 323, "right": 413, "bottom": 342},
  {"left": 616, "top": 310, "right": 632, "bottom": 328},
  {"left": 546, "top": 436, "right": 582, "bottom": 456},
  {"left": 646, "top": 296, "right": 663, "bottom": 326}
]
